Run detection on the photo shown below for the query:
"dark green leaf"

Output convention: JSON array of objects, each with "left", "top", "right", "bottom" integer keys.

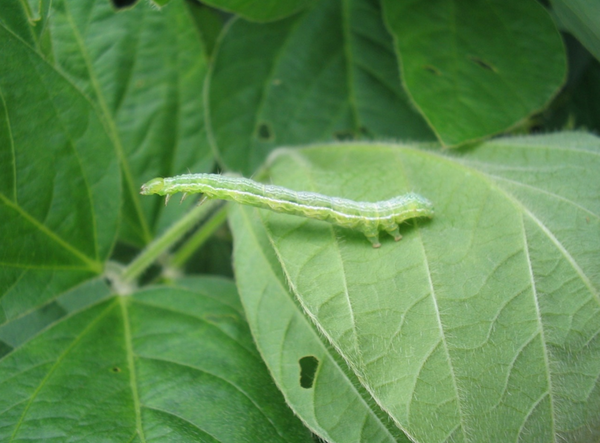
[
  {"left": 0, "top": 0, "right": 38, "bottom": 47},
  {"left": 185, "top": 1, "right": 225, "bottom": 58},
  {"left": 551, "top": 0, "right": 600, "bottom": 62},
  {"left": 201, "top": 0, "right": 316, "bottom": 22},
  {"left": 45, "top": 0, "right": 213, "bottom": 246},
  {"left": 207, "top": 0, "right": 433, "bottom": 174},
  {"left": 0, "top": 278, "right": 312, "bottom": 442},
  {"left": 382, "top": 0, "right": 566, "bottom": 145},
  {"left": 0, "top": 19, "right": 120, "bottom": 324},
  {"left": 542, "top": 56, "right": 600, "bottom": 133}
]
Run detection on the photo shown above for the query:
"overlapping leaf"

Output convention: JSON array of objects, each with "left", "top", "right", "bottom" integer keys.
[
  {"left": 45, "top": 0, "right": 213, "bottom": 245},
  {"left": 206, "top": 0, "right": 433, "bottom": 174},
  {"left": 551, "top": 0, "right": 600, "bottom": 62},
  {"left": 0, "top": 16, "right": 120, "bottom": 325},
  {"left": 382, "top": 0, "right": 566, "bottom": 146},
  {"left": 0, "top": 277, "right": 312, "bottom": 443},
  {"left": 202, "top": 0, "right": 316, "bottom": 22},
  {"left": 230, "top": 134, "right": 600, "bottom": 442},
  {"left": 0, "top": 0, "right": 214, "bottom": 325}
]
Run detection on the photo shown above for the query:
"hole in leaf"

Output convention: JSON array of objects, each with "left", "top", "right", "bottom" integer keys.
[
  {"left": 358, "top": 126, "right": 374, "bottom": 139},
  {"left": 333, "top": 130, "right": 355, "bottom": 141},
  {"left": 299, "top": 355, "right": 319, "bottom": 389},
  {"left": 468, "top": 56, "right": 496, "bottom": 72},
  {"left": 111, "top": 0, "right": 138, "bottom": 8},
  {"left": 257, "top": 122, "right": 274, "bottom": 141},
  {"left": 423, "top": 65, "right": 441, "bottom": 75},
  {"left": 112, "top": 366, "right": 121, "bottom": 373}
]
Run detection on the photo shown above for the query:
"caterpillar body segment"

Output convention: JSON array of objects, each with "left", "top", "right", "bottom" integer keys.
[{"left": 140, "top": 174, "right": 434, "bottom": 247}]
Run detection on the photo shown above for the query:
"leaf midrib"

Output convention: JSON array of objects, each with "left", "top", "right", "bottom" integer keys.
[
  {"left": 236, "top": 205, "right": 400, "bottom": 443},
  {"left": 269, "top": 142, "right": 598, "bottom": 441},
  {"left": 60, "top": 0, "right": 152, "bottom": 244},
  {"left": 0, "top": 193, "right": 102, "bottom": 272},
  {"left": 0, "top": 22, "right": 104, "bottom": 272},
  {"left": 0, "top": 87, "right": 17, "bottom": 203},
  {"left": 8, "top": 301, "right": 116, "bottom": 442},
  {"left": 120, "top": 297, "right": 146, "bottom": 443},
  {"left": 520, "top": 215, "right": 557, "bottom": 441}
]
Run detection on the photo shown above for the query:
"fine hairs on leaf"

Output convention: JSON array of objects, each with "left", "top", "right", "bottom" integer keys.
[{"left": 140, "top": 173, "right": 434, "bottom": 247}]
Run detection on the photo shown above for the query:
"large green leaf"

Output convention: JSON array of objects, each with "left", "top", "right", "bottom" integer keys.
[
  {"left": 202, "top": 0, "right": 316, "bottom": 22},
  {"left": 230, "top": 134, "right": 600, "bottom": 442},
  {"left": 0, "top": 0, "right": 214, "bottom": 323},
  {"left": 382, "top": 0, "right": 566, "bottom": 146},
  {"left": 230, "top": 203, "right": 409, "bottom": 443},
  {"left": 46, "top": 0, "right": 213, "bottom": 246},
  {"left": 206, "top": 0, "right": 434, "bottom": 174},
  {"left": 0, "top": 277, "right": 312, "bottom": 442},
  {"left": 551, "top": 0, "right": 600, "bottom": 63},
  {"left": 0, "top": 16, "right": 120, "bottom": 325}
]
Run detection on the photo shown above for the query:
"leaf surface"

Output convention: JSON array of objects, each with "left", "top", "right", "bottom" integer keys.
[
  {"left": 206, "top": 0, "right": 433, "bottom": 174},
  {"left": 46, "top": 0, "right": 213, "bottom": 245},
  {"left": 0, "top": 278, "right": 111, "bottom": 356},
  {"left": 230, "top": 203, "right": 409, "bottom": 443},
  {"left": 230, "top": 134, "right": 600, "bottom": 442},
  {"left": 551, "top": 0, "right": 600, "bottom": 62},
  {"left": 382, "top": 0, "right": 566, "bottom": 146},
  {"left": 0, "top": 277, "right": 312, "bottom": 442},
  {"left": 202, "top": 0, "right": 315, "bottom": 22},
  {"left": 0, "top": 16, "right": 120, "bottom": 325}
]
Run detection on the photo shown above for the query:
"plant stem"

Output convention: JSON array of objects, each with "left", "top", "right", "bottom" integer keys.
[
  {"left": 121, "top": 199, "right": 218, "bottom": 284},
  {"left": 169, "top": 203, "right": 229, "bottom": 268}
]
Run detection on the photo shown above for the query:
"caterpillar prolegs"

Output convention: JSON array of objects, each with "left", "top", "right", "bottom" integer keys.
[{"left": 140, "top": 174, "right": 434, "bottom": 248}]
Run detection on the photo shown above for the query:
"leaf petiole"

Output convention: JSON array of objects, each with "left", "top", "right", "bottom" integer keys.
[{"left": 119, "top": 199, "right": 219, "bottom": 286}]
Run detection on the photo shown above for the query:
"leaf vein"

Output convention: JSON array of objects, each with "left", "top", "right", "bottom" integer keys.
[{"left": 8, "top": 301, "right": 116, "bottom": 441}]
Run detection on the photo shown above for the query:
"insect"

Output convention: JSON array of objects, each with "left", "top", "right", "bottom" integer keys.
[{"left": 140, "top": 174, "right": 434, "bottom": 248}]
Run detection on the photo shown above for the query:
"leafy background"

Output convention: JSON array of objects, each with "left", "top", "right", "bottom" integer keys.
[{"left": 1, "top": 0, "right": 599, "bottom": 442}]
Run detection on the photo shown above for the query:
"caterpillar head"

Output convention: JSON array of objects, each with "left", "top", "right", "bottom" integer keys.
[
  {"left": 410, "top": 193, "right": 434, "bottom": 218},
  {"left": 140, "top": 177, "right": 166, "bottom": 195}
]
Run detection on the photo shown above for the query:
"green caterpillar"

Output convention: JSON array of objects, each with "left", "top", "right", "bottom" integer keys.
[{"left": 140, "top": 174, "right": 434, "bottom": 248}]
